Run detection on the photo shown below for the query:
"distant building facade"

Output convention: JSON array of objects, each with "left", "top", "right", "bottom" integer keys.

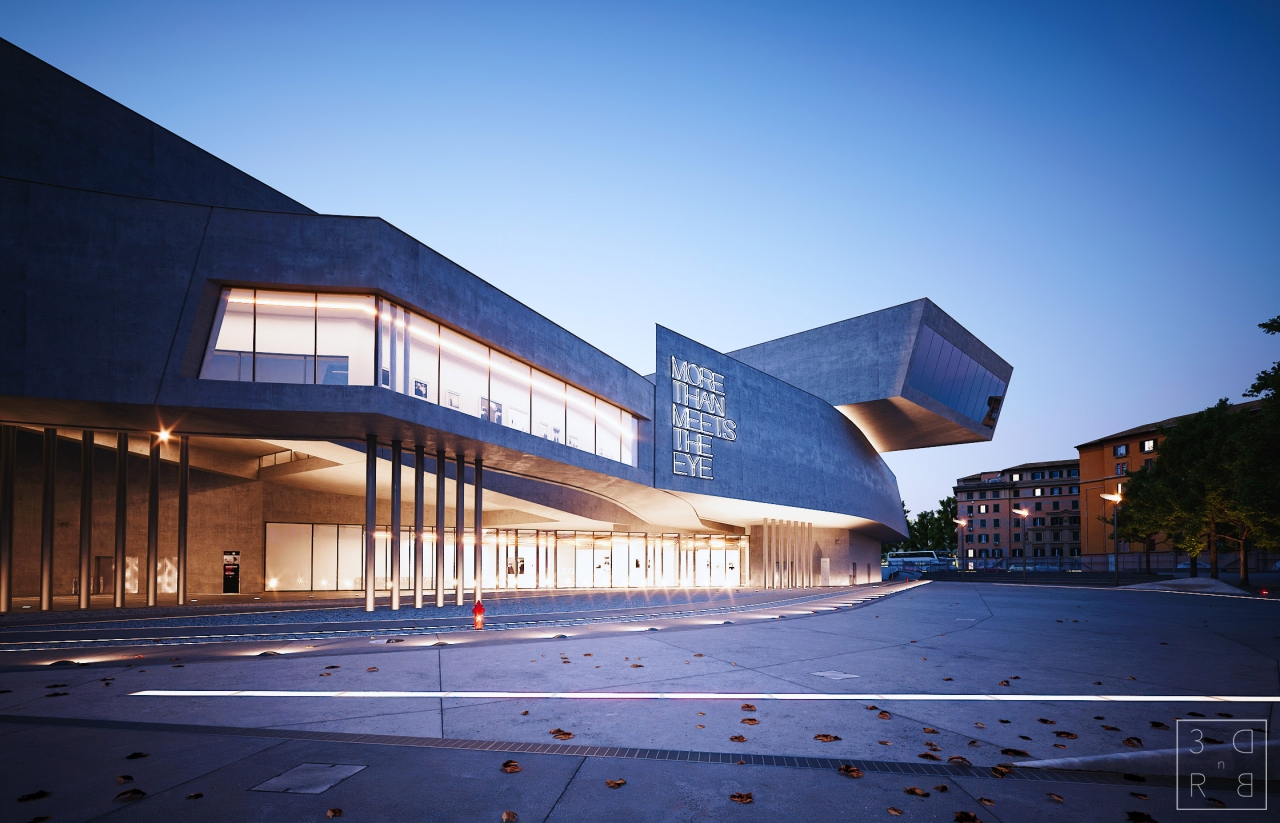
[
  {"left": 953, "top": 459, "right": 1081, "bottom": 566},
  {"left": 1075, "top": 422, "right": 1169, "bottom": 557}
]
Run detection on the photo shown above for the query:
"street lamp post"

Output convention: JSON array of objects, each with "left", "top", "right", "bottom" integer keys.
[
  {"left": 1101, "top": 492, "right": 1123, "bottom": 587},
  {"left": 1012, "top": 507, "right": 1030, "bottom": 584},
  {"left": 953, "top": 519, "right": 967, "bottom": 577}
]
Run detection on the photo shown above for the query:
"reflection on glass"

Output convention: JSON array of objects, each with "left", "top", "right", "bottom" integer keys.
[
  {"left": 531, "top": 370, "right": 566, "bottom": 444},
  {"left": 489, "top": 350, "right": 531, "bottom": 433},
  {"left": 317, "top": 294, "right": 376, "bottom": 386},
  {"left": 565, "top": 385, "right": 595, "bottom": 454},
  {"left": 907, "top": 325, "right": 1007, "bottom": 424},
  {"left": 595, "top": 399, "right": 621, "bottom": 462},
  {"left": 440, "top": 327, "right": 488, "bottom": 418},
  {"left": 255, "top": 290, "right": 316, "bottom": 384},
  {"left": 201, "top": 287, "right": 255, "bottom": 380},
  {"left": 265, "top": 523, "right": 313, "bottom": 590}
]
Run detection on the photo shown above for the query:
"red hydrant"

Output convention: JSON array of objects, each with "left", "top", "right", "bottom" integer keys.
[{"left": 472, "top": 599, "right": 486, "bottom": 631}]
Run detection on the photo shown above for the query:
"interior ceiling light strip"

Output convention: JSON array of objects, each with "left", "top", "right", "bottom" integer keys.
[{"left": 132, "top": 690, "right": 1278, "bottom": 702}]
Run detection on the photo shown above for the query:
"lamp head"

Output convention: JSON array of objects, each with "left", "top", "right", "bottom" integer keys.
[{"left": 1101, "top": 493, "right": 1122, "bottom": 503}]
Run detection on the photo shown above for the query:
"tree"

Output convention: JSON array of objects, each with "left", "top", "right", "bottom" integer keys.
[{"left": 885, "top": 496, "right": 958, "bottom": 557}]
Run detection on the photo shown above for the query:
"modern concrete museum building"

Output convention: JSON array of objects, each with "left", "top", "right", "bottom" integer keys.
[{"left": 0, "top": 39, "right": 1013, "bottom": 611}]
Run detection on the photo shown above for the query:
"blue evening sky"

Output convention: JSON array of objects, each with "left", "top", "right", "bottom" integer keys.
[{"left": 3, "top": 1, "right": 1277, "bottom": 517}]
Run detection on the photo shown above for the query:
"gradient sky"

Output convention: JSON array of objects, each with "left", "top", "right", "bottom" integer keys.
[{"left": 3, "top": 1, "right": 1278, "bottom": 517}]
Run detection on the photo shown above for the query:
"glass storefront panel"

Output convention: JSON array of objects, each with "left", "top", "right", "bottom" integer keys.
[
  {"left": 317, "top": 294, "right": 376, "bottom": 386},
  {"left": 531, "top": 370, "right": 566, "bottom": 444},
  {"left": 440, "top": 327, "right": 489, "bottom": 418},
  {"left": 265, "top": 523, "right": 313, "bottom": 590},
  {"left": 595, "top": 399, "right": 622, "bottom": 462},
  {"left": 312, "top": 524, "right": 338, "bottom": 590},
  {"left": 255, "top": 291, "right": 316, "bottom": 384},
  {"left": 337, "top": 525, "right": 364, "bottom": 589},
  {"left": 489, "top": 351, "right": 531, "bottom": 433},
  {"left": 407, "top": 312, "right": 440, "bottom": 403},
  {"left": 201, "top": 287, "right": 255, "bottom": 380},
  {"left": 565, "top": 385, "right": 595, "bottom": 454}
]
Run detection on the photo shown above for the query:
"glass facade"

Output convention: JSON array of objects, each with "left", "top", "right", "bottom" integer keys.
[
  {"left": 201, "top": 287, "right": 639, "bottom": 466},
  {"left": 264, "top": 524, "right": 746, "bottom": 592},
  {"left": 906, "top": 325, "right": 1007, "bottom": 425}
]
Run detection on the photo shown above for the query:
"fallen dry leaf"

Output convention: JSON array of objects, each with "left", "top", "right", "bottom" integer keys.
[
  {"left": 327, "top": 810, "right": 343, "bottom": 820},
  {"left": 550, "top": 728, "right": 574, "bottom": 741},
  {"left": 741, "top": 703, "right": 756, "bottom": 711},
  {"left": 904, "top": 786, "right": 930, "bottom": 797},
  {"left": 989, "top": 765, "right": 1012, "bottom": 778},
  {"left": 1103, "top": 725, "right": 1121, "bottom": 732},
  {"left": 605, "top": 779, "right": 626, "bottom": 789},
  {"left": 878, "top": 711, "right": 892, "bottom": 720},
  {"left": 17, "top": 790, "right": 51, "bottom": 802},
  {"left": 998, "top": 719, "right": 1010, "bottom": 724},
  {"left": 866, "top": 704, "right": 879, "bottom": 710},
  {"left": 325, "top": 665, "right": 340, "bottom": 669},
  {"left": 838, "top": 765, "right": 863, "bottom": 778},
  {"left": 1054, "top": 744, "right": 1067, "bottom": 749},
  {"left": 1000, "top": 748, "right": 1029, "bottom": 757},
  {"left": 501, "top": 760, "right": 521, "bottom": 773},
  {"left": 583, "top": 653, "right": 592, "bottom": 657},
  {"left": 1123, "top": 737, "right": 1143, "bottom": 748},
  {"left": 125, "top": 753, "right": 148, "bottom": 760},
  {"left": 954, "top": 813, "right": 980, "bottom": 823},
  {"left": 974, "top": 722, "right": 985, "bottom": 728},
  {"left": 186, "top": 793, "right": 202, "bottom": 799},
  {"left": 923, "top": 727, "right": 939, "bottom": 734},
  {"left": 741, "top": 718, "right": 759, "bottom": 725},
  {"left": 1124, "top": 813, "right": 1156, "bottom": 823},
  {"left": 1018, "top": 735, "right": 1032, "bottom": 741},
  {"left": 888, "top": 808, "right": 903, "bottom": 816},
  {"left": 968, "top": 739, "right": 981, "bottom": 747},
  {"left": 814, "top": 734, "right": 841, "bottom": 742},
  {"left": 878, "top": 740, "right": 891, "bottom": 746},
  {"left": 630, "top": 664, "right": 643, "bottom": 668},
  {"left": 697, "top": 712, "right": 705, "bottom": 716},
  {"left": 1048, "top": 793, "right": 1064, "bottom": 803},
  {"left": 1055, "top": 731, "right": 1078, "bottom": 739},
  {"left": 366, "top": 667, "right": 378, "bottom": 672},
  {"left": 730, "top": 792, "right": 753, "bottom": 804},
  {"left": 943, "top": 677, "right": 953, "bottom": 681},
  {"left": 1037, "top": 718, "right": 1056, "bottom": 725},
  {"left": 501, "top": 813, "right": 517, "bottom": 823},
  {"left": 730, "top": 735, "right": 746, "bottom": 742},
  {"left": 693, "top": 653, "right": 704, "bottom": 657},
  {"left": 1150, "top": 721, "right": 1169, "bottom": 730},
  {"left": 1129, "top": 792, "right": 1148, "bottom": 800},
  {"left": 320, "top": 673, "right": 331, "bottom": 677},
  {"left": 918, "top": 753, "right": 941, "bottom": 761},
  {"left": 933, "top": 784, "right": 949, "bottom": 793},
  {"left": 113, "top": 789, "right": 146, "bottom": 802},
  {"left": 520, "top": 710, "right": 528, "bottom": 716},
  {"left": 117, "top": 775, "right": 132, "bottom": 784},
  {"left": 978, "top": 797, "right": 995, "bottom": 806},
  {"left": 696, "top": 724, "right": 705, "bottom": 729},
  {"left": 1206, "top": 797, "right": 1226, "bottom": 807},
  {"left": 998, "top": 680, "right": 1010, "bottom": 687},
  {"left": 947, "top": 756, "right": 971, "bottom": 766}
]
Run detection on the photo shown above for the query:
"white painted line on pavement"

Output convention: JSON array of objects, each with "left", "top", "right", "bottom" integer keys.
[{"left": 130, "top": 690, "right": 1279, "bottom": 702}]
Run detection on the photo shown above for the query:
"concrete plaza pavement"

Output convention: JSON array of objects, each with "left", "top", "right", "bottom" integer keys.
[{"left": 1, "top": 581, "right": 1276, "bottom": 822}]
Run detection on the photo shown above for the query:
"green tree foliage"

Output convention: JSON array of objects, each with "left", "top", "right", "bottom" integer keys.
[
  {"left": 1120, "top": 315, "right": 1280, "bottom": 585},
  {"left": 885, "top": 496, "right": 958, "bottom": 557}
]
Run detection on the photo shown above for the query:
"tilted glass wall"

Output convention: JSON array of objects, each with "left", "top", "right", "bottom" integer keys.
[
  {"left": 264, "top": 524, "right": 745, "bottom": 592},
  {"left": 201, "top": 287, "right": 639, "bottom": 466},
  {"left": 906, "top": 325, "right": 1007, "bottom": 425}
]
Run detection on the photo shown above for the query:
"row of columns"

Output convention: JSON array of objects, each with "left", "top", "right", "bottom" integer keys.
[
  {"left": 363, "top": 437, "right": 484, "bottom": 613},
  {"left": 761, "top": 518, "right": 814, "bottom": 589},
  {"left": 0, "top": 425, "right": 191, "bottom": 613}
]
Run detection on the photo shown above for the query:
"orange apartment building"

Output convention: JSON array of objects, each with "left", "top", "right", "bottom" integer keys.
[
  {"left": 952, "top": 459, "right": 1081, "bottom": 565},
  {"left": 1075, "top": 420, "right": 1169, "bottom": 558}
]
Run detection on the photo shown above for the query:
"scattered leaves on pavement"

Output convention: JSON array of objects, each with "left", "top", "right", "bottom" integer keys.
[
  {"left": 878, "top": 711, "right": 892, "bottom": 720},
  {"left": 741, "top": 718, "right": 759, "bottom": 725},
  {"left": 696, "top": 724, "right": 705, "bottom": 729},
  {"left": 954, "top": 813, "right": 980, "bottom": 823},
  {"left": 814, "top": 734, "right": 841, "bottom": 742},
  {"left": 605, "top": 779, "right": 626, "bottom": 789},
  {"left": 1055, "top": 731, "right": 1078, "bottom": 739},
  {"left": 989, "top": 765, "right": 1012, "bottom": 778},
  {"left": 741, "top": 704, "right": 756, "bottom": 711},
  {"left": 1130, "top": 792, "right": 1148, "bottom": 800},
  {"left": 366, "top": 667, "right": 378, "bottom": 672},
  {"left": 998, "top": 719, "right": 1010, "bottom": 724},
  {"left": 1000, "top": 748, "right": 1029, "bottom": 757},
  {"left": 630, "top": 664, "right": 643, "bottom": 668},
  {"left": 730, "top": 792, "right": 753, "bottom": 804},
  {"left": 501, "top": 813, "right": 517, "bottom": 823},
  {"left": 978, "top": 797, "right": 994, "bottom": 806},
  {"left": 887, "top": 807, "right": 903, "bottom": 816},
  {"left": 967, "top": 740, "right": 980, "bottom": 747},
  {"left": 117, "top": 776, "right": 132, "bottom": 784},
  {"left": 923, "top": 727, "right": 939, "bottom": 734},
  {"left": 878, "top": 740, "right": 891, "bottom": 746},
  {"left": 866, "top": 705, "right": 879, "bottom": 710},
  {"left": 1124, "top": 812, "right": 1156, "bottom": 822},
  {"left": 693, "top": 654, "right": 704, "bottom": 657},
  {"left": 1150, "top": 721, "right": 1169, "bottom": 729},
  {"left": 550, "top": 728, "right": 574, "bottom": 740},
  {"left": 1037, "top": 718, "right": 1055, "bottom": 725},
  {"left": 320, "top": 673, "right": 331, "bottom": 677},
  {"left": 501, "top": 760, "right": 521, "bottom": 773},
  {"left": 730, "top": 735, "right": 746, "bottom": 742},
  {"left": 1018, "top": 735, "right": 1031, "bottom": 741},
  {"left": 325, "top": 665, "right": 340, "bottom": 669},
  {"left": 1053, "top": 744, "right": 1067, "bottom": 748},
  {"left": 1216, "top": 712, "right": 1233, "bottom": 718},
  {"left": 125, "top": 752, "right": 148, "bottom": 760},
  {"left": 17, "top": 791, "right": 50, "bottom": 802},
  {"left": 904, "top": 787, "right": 929, "bottom": 797},
  {"left": 838, "top": 765, "right": 863, "bottom": 778},
  {"left": 1102, "top": 725, "right": 1121, "bottom": 732},
  {"left": 997, "top": 680, "right": 1010, "bottom": 687},
  {"left": 113, "top": 789, "right": 146, "bottom": 802},
  {"left": 943, "top": 677, "right": 953, "bottom": 681},
  {"left": 1123, "top": 737, "right": 1143, "bottom": 748},
  {"left": 186, "top": 793, "right": 202, "bottom": 799},
  {"left": 1048, "top": 793, "right": 1064, "bottom": 803},
  {"left": 933, "top": 784, "right": 949, "bottom": 792},
  {"left": 918, "top": 753, "right": 941, "bottom": 761},
  {"left": 974, "top": 722, "right": 985, "bottom": 728},
  {"left": 946, "top": 756, "right": 971, "bottom": 766},
  {"left": 520, "top": 711, "right": 528, "bottom": 716}
]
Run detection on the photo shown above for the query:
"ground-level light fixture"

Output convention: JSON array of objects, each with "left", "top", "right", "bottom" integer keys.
[{"left": 158, "top": 429, "right": 171, "bottom": 442}]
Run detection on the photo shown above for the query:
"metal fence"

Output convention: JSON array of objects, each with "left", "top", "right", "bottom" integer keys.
[{"left": 952, "top": 551, "right": 1280, "bottom": 574}]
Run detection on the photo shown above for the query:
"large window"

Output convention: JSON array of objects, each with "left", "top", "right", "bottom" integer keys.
[{"left": 201, "top": 287, "right": 639, "bottom": 466}]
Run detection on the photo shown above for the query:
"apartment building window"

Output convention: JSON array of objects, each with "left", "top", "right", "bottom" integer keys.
[
  {"left": 1049, "top": 470, "right": 1061, "bottom": 479},
  {"left": 1050, "top": 486, "right": 1061, "bottom": 496},
  {"left": 1034, "top": 488, "right": 1043, "bottom": 497},
  {"left": 966, "top": 505, "right": 974, "bottom": 515},
  {"left": 1072, "top": 531, "right": 1081, "bottom": 541},
  {"left": 1071, "top": 500, "right": 1079, "bottom": 510},
  {"left": 966, "top": 492, "right": 973, "bottom": 500},
  {"left": 993, "top": 534, "right": 1001, "bottom": 545},
  {"left": 1034, "top": 502, "right": 1043, "bottom": 512},
  {"left": 1070, "top": 547, "right": 1081, "bottom": 556},
  {"left": 1034, "top": 547, "right": 1045, "bottom": 557},
  {"left": 1069, "top": 516, "right": 1080, "bottom": 525},
  {"left": 978, "top": 534, "right": 989, "bottom": 544},
  {"left": 1068, "top": 469, "right": 1079, "bottom": 477},
  {"left": 1010, "top": 473, "right": 1021, "bottom": 481},
  {"left": 979, "top": 491, "right": 987, "bottom": 500},
  {"left": 1012, "top": 547, "right": 1023, "bottom": 557},
  {"left": 1013, "top": 533, "right": 1021, "bottom": 543},
  {"left": 1069, "top": 485, "right": 1079, "bottom": 494},
  {"left": 993, "top": 518, "right": 1001, "bottom": 528},
  {"left": 1012, "top": 489, "right": 1021, "bottom": 498},
  {"left": 1051, "top": 547, "right": 1063, "bottom": 557},
  {"left": 1033, "top": 517, "right": 1045, "bottom": 527},
  {"left": 1050, "top": 517, "right": 1063, "bottom": 526},
  {"left": 1140, "top": 439, "right": 1156, "bottom": 453},
  {"left": 965, "top": 534, "right": 974, "bottom": 544},
  {"left": 1113, "top": 444, "right": 1129, "bottom": 457},
  {"left": 1032, "top": 471, "right": 1044, "bottom": 480},
  {"left": 1115, "top": 462, "right": 1127, "bottom": 476},
  {"left": 978, "top": 505, "right": 988, "bottom": 514},
  {"left": 978, "top": 549, "right": 989, "bottom": 558},
  {"left": 1012, "top": 518, "right": 1022, "bottom": 527},
  {"left": 993, "top": 504, "right": 1000, "bottom": 513},
  {"left": 979, "top": 519, "right": 987, "bottom": 528},
  {"left": 1052, "top": 531, "right": 1062, "bottom": 541},
  {"left": 1052, "top": 501, "right": 1060, "bottom": 511},
  {"left": 1143, "top": 458, "right": 1154, "bottom": 470}
]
